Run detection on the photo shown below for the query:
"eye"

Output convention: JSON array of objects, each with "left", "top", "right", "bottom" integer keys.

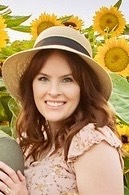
[
  {"left": 38, "top": 76, "right": 49, "bottom": 83},
  {"left": 62, "top": 77, "right": 73, "bottom": 83}
]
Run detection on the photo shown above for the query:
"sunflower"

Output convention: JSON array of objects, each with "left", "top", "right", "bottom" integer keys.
[
  {"left": 94, "top": 38, "right": 129, "bottom": 76},
  {"left": 93, "top": 6, "right": 126, "bottom": 37},
  {"left": 62, "top": 15, "right": 84, "bottom": 30},
  {"left": 31, "top": 13, "right": 62, "bottom": 39},
  {"left": 117, "top": 123, "right": 129, "bottom": 154},
  {"left": 0, "top": 16, "right": 8, "bottom": 48}
]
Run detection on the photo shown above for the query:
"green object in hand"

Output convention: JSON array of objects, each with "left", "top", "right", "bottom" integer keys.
[{"left": 0, "top": 130, "right": 24, "bottom": 174}]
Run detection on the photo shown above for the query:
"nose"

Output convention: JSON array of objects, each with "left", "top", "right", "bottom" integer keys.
[{"left": 48, "top": 82, "right": 61, "bottom": 97}]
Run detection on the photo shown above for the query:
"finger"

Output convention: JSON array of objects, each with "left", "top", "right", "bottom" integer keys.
[
  {"left": 0, "top": 181, "right": 11, "bottom": 194},
  {"left": 17, "top": 170, "right": 26, "bottom": 183},
  {"left": 0, "top": 161, "right": 19, "bottom": 183},
  {"left": 0, "top": 170, "right": 14, "bottom": 187}
]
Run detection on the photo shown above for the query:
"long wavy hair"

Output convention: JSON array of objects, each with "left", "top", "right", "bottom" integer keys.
[{"left": 17, "top": 49, "right": 116, "bottom": 161}]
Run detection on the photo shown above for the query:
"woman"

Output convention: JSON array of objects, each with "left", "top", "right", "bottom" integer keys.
[{"left": 1, "top": 26, "right": 124, "bottom": 195}]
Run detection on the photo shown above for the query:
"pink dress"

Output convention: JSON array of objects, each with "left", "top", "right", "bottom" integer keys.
[{"left": 24, "top": 123, "right": 122, "bottom": 195}]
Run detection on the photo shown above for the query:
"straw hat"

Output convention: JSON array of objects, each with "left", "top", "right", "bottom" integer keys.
[{"left": 2, "top": 26, "right": 112, "bottom": 101}]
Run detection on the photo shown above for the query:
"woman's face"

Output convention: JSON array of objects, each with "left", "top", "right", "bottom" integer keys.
[{"left": 32, "top": 51, "right": 80, "bottom": 126}]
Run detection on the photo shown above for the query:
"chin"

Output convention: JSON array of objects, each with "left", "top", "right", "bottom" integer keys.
[
  {"left": 47, "top": 119, "right": 63, "bottom": 123},
  {"left": 46, "top": 116, "right": 66, "bottom": 123}
]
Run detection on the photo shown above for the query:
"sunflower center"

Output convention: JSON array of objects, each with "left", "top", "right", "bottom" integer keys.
[
  {"left": 104, "top": 47, "right": 129, "bottom": 72},
  {"left": 37, "top": 22, "right": 55, "bottom": 35},
  {"left": 121, "top": 135, "right": 129, "bottom": 144},
  {"left": 100, "top": 13, "right": 118, "bottom": 32},
  {"left": 63, "top": 22, "right": 77, "bottom": 28}
]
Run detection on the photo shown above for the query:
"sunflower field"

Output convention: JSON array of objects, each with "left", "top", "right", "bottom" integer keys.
[{"left": 0, "top": 0, "right": 129, "bottom": 194}]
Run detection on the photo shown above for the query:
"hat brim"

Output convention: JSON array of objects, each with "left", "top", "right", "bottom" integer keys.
[{"left": 2, "top": 44, "right": 112, "bottom": 101}]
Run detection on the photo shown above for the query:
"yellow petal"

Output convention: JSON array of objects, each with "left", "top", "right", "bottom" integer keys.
[
  {"left": 93, "top": 6, "right": 126, "bottom": 37},
  {"left": 94, "top": 38, "right": 129, "bottom": 76},
  {"left": 31, "top": 13, "right": 63, "bottom": 39},
  {"left": 63, "top": 15, "right": 84, "bottom": 30},
  {"left": 0, "top": 16, "right": 8, "bottom": 48}
]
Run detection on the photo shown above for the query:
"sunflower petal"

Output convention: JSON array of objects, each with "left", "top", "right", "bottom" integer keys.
[
  {"left": 93, "top": 6, "right": 126, "bottom": 37},
  {"left": 0, "top": 16, "right": 8, "bottom": 48},
  {"left": 94, "top": 38, "right": 129, "bottom": 76},
  {"left": 31, "top": 13, "right": 63, "bottom": 39}
]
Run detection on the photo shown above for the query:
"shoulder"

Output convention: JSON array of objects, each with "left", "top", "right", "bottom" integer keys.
[
  {"left": 73, "top": 140, "right": 124, "bottom": 195},
  {"left": 67, "top": 123, "right": 122, "bottom": 163}
]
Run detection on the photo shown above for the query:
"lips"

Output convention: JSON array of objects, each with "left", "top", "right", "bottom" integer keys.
[{"left": 45, "top": 101, "right": 65, "bottom": 107}]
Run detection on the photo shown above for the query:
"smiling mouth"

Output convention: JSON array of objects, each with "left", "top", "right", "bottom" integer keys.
[{"left": 45, "top": 101, "right": 65, "bottom": 107}]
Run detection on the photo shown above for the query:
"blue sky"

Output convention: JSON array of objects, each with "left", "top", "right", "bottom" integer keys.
[{"left": 1, "top": 0, "right": 129, "bottom": 41}]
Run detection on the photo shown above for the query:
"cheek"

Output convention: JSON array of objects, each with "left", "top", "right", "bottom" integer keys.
[
  {"left": 32, "top": 83, "right": 38, "bottom": 99},
  {"left": 69, "top": 86, "right": 80, "bottom": 103},
  {"left": 75, "top": 90, "right": 80, "bottom": 105},
  {"left": 32, "top": 82, "right": 42, "bottom": 105},
  {"left": 32, "top": 81, "right": 44, "bottom": 97}
]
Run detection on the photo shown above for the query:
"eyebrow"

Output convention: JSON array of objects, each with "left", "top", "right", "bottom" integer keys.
[{"left": 37, "top": 72, "right": 73, "bottom": 78}]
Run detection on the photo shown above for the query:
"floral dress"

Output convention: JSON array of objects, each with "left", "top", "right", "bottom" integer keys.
[{"left": 24, "top": 123, "right": 122, "bottom": 195}]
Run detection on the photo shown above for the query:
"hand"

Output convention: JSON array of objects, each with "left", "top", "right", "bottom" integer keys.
[{"left": 0, "top": 161, "right": 28, "bottom": 195}]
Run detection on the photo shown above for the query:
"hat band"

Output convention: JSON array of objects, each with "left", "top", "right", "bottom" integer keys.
[{"left": 35, "top": 36, "right": 91, "bottom": 57}]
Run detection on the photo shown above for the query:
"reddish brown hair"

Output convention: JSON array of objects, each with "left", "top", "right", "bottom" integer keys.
[{"left": 17, "top": 49, "right": 116, "bottom": 161}]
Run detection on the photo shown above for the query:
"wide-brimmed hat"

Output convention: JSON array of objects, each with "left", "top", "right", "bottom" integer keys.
[{"left": 2, "top": 26, "right": 112, "bottom": 101}]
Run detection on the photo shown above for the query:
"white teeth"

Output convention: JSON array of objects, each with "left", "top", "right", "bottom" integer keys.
[{"left": 46, "top": 101, "right": 64, "bottom": 107}]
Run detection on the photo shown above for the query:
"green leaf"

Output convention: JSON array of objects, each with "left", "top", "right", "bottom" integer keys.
[
  {"left": 124, "top": 172, "right": 129, "bottom": 190},
  {"left": 0, "top": 126, "right": 12, "bottom": 136},
  {"left": 58, "top": 15, "right": 73, "bottom": 23},
  {"left": 10, "top": 115, "right": 17, "bottom": 138},
  {"left": 113, "top": 0, "right": 122, "bottom": 9},
  {"left": 110, "top": 73, "right": 129, "bottom": 97},
  {"left": 1, "top": 47, "right": 16, "bottom": 57},
  {"left": 124, "top": 156, "right": 129, "bottom": 173},
  {"left": 123, "top": 24, "right": 129, "bottom": 35},
  {"left": 10, "top": 25, "right": 31, "bottom": 33},
  {"left": 109, "top": 93, "right": 129, "bottom": 124},
  {"left": 8, "top": 98, "right": 21, "bottom": 117},
  {"left": 0, "top": 5, "right": 8, "bottom": 11},
  {"left": 0, "top": 78, "right": 6, "bottom": 90},
  {"left": 0, "top": 101, "right": 8, "bottom": 121},
  {"left": 11, "top": 40, "right": 34, "bottom": 51},
  {"left": 0, "top": 96, "right": 12, "bottom": 122},
  {"left": 109, "top": 73, "right": 129, "bottom": 124},
  {"left": 0, "top": 53, "right": 7, "bottom": 61},
  {"left": 0, "top": 40, "right": 34, "bottom": 60},
  {"left": 0, "top": 92, "right": 10, "bottom": 98},
  {"left": 8, "top": 99, "right": 21, "bottom": 138},
  {"left": 124, "top": 186, "right": 129, "bottom": 195},
  {"left": 3, "top": 15, "right": 31, "bottom": 27}
]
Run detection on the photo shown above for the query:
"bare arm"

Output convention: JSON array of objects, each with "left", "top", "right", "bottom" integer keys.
[{"left": 74, "top": 141, "right": 124, "bottom": 195}]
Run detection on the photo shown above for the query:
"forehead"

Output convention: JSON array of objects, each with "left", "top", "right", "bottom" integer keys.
[{"left": 39, "top": 51, "right": 72, "bottom": 75}]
